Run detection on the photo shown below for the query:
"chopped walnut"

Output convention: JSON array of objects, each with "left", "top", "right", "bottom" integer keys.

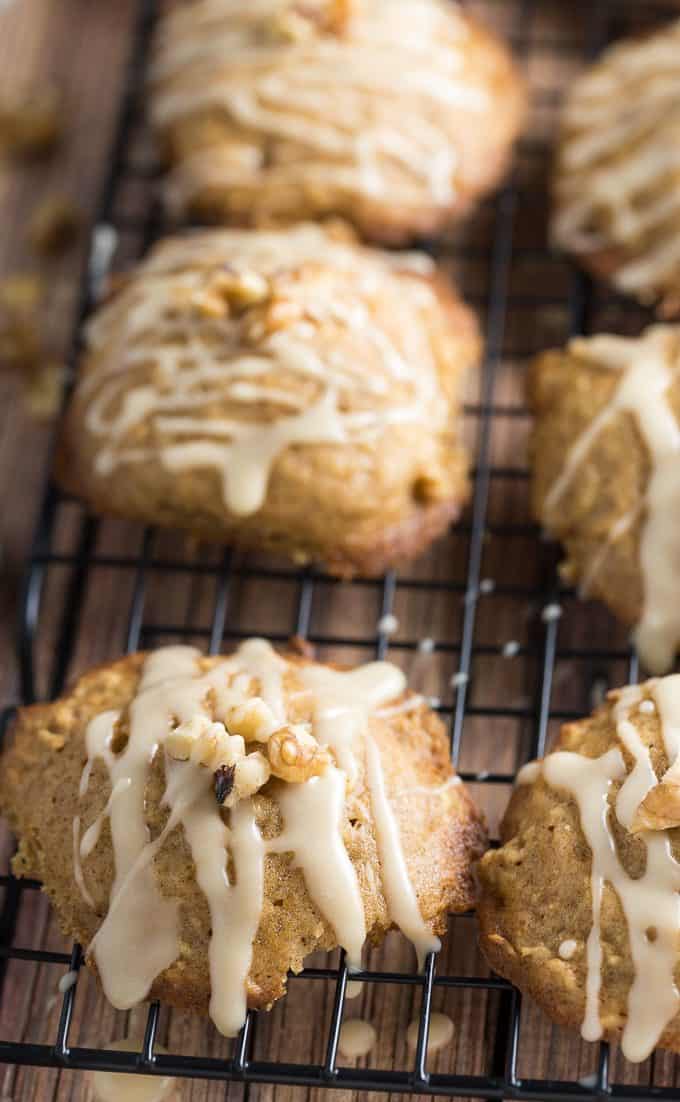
[
  {"left": 166, "top": 715, "right": 245, "bottom": 770},
  {"left": 29, "top": 196, "right": 80, "bottom": 257},
  {"left": 267, "top": 723, "right": 331, "bottom": 783},
  {"left": 0, "top": 85, "right": 63, "bottom": 159},
  {"left": 226, "top": 697, "right": 277, "bottom": 743}
]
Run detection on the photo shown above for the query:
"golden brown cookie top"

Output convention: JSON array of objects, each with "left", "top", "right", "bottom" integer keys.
[
  {"left": 552, "top": 17, "right": 680, "bottom": 315},
  {"left": 1, "top": 640, "right": 485, "bottom": 1036},
  {"left": 530, "top": 324, "right": 680, "bottom": 674},
  {"left": 149, "top": 0, "right": 525, "bottom": 237},
  {"left": 479, "top": 675, "right": 680, "bottom": 1062},
  {"left": 73, "top": 223, "right": 473, "bottom": 519}
]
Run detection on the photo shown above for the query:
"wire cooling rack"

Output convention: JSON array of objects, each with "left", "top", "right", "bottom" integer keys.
[{"left": 1, "top": 0, "right": 680, "bottom": 1098}]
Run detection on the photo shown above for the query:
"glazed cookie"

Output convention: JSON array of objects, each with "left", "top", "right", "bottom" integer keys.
[
  {"left": 149, "top": 0, "right": 526, "bottom": 242},
  {"left": 0, "top": 640, "right": 486, "bottom": 1034},
  {"left": 529, "top": 324, "right": 680, "bottom": 674},
  {"left": 478, "top": 674, "right": 680, "bottom": 1061},
  {"left": 57, "top": 223, "right": 480, "bottom": 576},
  {"left": 552, "top": 18, "right": 680, "bottom": 316}
]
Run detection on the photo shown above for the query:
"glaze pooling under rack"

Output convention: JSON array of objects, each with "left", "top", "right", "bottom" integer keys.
[{"left": 4, "top": 0, "right": 680, "bottom": 1099}]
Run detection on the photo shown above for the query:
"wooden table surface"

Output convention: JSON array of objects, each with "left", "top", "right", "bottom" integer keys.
[{"left": 1, "top": 2, "right": 680, "bottom": 1101}]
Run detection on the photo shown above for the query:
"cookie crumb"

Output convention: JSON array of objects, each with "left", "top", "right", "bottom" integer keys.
[
  {"left": 417, "top": 637, "right": 435, "bottom": 654},
  {"left": 479, "top": 578, "right": 495, "bottom": 594},
  {"left": 450, "top": 671, "right": 469, "bottom": 690},
  {"left": 0, "top": 84, "right": 63, "bottom": 159},
  {"left": 29, "top": 196, "right": 80, "bottom": 257},
  {"left": 501, "top": 640, "right": 520, "bottom": 658}
]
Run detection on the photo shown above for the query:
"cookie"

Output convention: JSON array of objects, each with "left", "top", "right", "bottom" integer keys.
[
  {"left": 478, "top": 674, "right": 680, "bottom": 1062},
  {"left": 552, "top": 18, "right": 680, "bottom": 316},
  {"left": 149, "top": 0, "right": 526, "bottom": 242},
  {"left": 0, "top": 640, "right": 486, "bottom": 1034},
  {"left": 57, "top": 223, "right": 480, "bottom": 576},
  {"left": 529, "top": 324, "right": 680, "bottom": 674}
]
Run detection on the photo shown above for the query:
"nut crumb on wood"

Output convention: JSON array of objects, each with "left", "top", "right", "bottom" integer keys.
[
  {"left": 0, "top": 85, "right": 63, "bottom": 159},
  {"left": 29, "top": 196, "right": 80, "bottom": 257},
  {"left": 25, "top": 362, "right": 65, "bottom": 421}
]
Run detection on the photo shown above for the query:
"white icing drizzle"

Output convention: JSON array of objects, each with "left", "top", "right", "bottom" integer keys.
[
  {"left": 406, "top": 1010, "right": 454, "bottom": 1053},
  {"left": 74, "top": 640, "right": 442, "bottom": 1036},
  {"left": 79, "top": 225, "right": 446, "bottom": 518},
  {"left": 338, "top": 1018, "right": 377, "bottom": 1059},
  {"left": 535, "top": 686, "right": 680, "bottom": 1062},
  {"left": 150, "top": 0, "right": 491, "bottom": 214},
  {"left": 271, "top": 767, "right": 366, "bottom": 968},
  {"left": 543, "top": 326, "right": 680, "bottom": 673},
  {"left": 90, "top": 1040, "right": 176, "bottom": 1102},
  {"left": 553, "top": 18, "right": 680, "bottom": 301}
]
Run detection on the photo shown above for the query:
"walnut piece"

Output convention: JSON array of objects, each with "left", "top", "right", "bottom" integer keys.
[
  {"left": 223, "top": 751, "right": 271, "bottom": 807},
  {"left": 267, "top": 723, "right": 331, "bottom": 782},
  {"left": 166, "top": 715, "right": 245, "bottom": 770},
  {"left": 226, "top": 697, "right": 277, "bottom": 743}
]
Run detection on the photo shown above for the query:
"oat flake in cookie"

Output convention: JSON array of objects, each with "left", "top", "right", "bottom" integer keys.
[
  {"left": 149, "top": 0, "right": 526, "bottom": 243},
  {"left": 529, "top": 324, "right": 680, "bottom": 674},
  {"left": 57, "top": 223, "right": 479, "bottom": 576},
  {"left": 478, "top": 676, "right": 680, "bottom": 1061},
  {"left": 0, "top": 641, "right": 486, "bottom": 1035},
  {"left": 552, "top": 17, "right": 680, "bottom": 317}
]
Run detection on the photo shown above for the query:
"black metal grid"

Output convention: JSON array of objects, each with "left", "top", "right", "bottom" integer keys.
[{"left": 1, "top": 0, "right": 679, "bottom": 1097}]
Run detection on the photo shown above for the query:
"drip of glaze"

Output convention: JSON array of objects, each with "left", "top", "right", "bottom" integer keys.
[
  {"left": 543, "top": 327, "right": 680, "bottom": 673},
  {"left": 89, "top": 1040, "right": 176, "bottom": 1102},
  {"left": 406, "top": 1011, "right": 454, "bottom": 1053},
  {"left": 538, "top": 689, "right": 680, "bottom": 1062},
  {"left": 338, "top": 1018, "right": 377, "bottom": 1059},
  {"left": 345, "top": 980, "right": 364, "bottom": 999},
  {"left": 82, "top": 225, "right": 443, "bottom": 520},
  {"left": 150, "top": 0, "right": 489, "bottom": 213},
  {"left": 365, "top": 737, "right": 440, "bottom": 967},
  {"left": 553, "top": 17, "right": 680, "bottom": 297},
  {"left": 74, "top": 639, "right": 439, "bottom": 1036},
  {"left": 270, "top": 766, "right": 366, "bottom": 969}
]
